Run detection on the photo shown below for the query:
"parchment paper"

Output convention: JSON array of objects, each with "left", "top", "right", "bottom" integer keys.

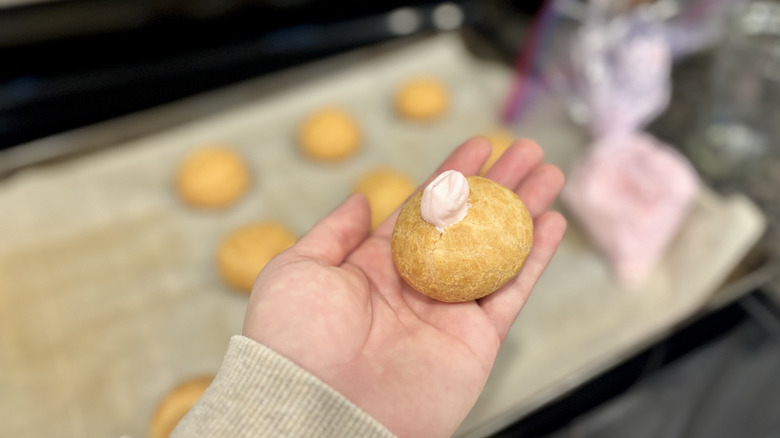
[{"left": 0, "top": 34, "right": 765, "bottom": 438}]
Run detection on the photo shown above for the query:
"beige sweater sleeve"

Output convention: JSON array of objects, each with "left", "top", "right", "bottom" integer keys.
[{"left": 171, "top": 336, "right": 396, "bottom": 438}]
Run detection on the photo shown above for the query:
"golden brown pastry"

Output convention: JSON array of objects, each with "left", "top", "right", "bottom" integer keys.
[
  {"left": 480, "top": 129, "right": 515, "bottom": 175},
  {"left": 394, "top": 77, "right": 449, "bottom": 122},
  {"left": 176, "top": 145, "right": 250, "bottom": 209},
  {"left": 354, "top": 168, "right": 416, "bottom": 230},
  {"left": 150, "top": 376, "right": 213, "bottom": 438},
  {"left": 217, "top": 222, "right": 297, "bottom": 292},
  {"left": 298, "top": 107, "right": 362, "bottom": 162},
  {"left": 391, "top": 172, "right": 532, "bottom": 302}
]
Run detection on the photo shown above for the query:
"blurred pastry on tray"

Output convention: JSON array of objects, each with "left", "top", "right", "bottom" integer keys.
[
  {"left": 298, "top": 107, "right": 362, "bottom": 162},
  {"left": 354, "top": 168, "right": 416, "bottom": 230},
  {"left": 395, "top": 76, "right": 449, "bottom": 122},
  {"left": 176, "top": 145, "right": 250, "bottom": 209},
  {"left": 217, "top": 222, "right": 297, "bottom": 292},
  {"left": 150, "top": 375, "right": 214, "bottom": 438},
  {"left": 479, "top": 128, "right": 514, "bottom": 175}
]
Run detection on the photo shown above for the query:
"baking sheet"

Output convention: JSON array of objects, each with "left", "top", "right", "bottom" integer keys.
[{"left": 0, "top": 34, "right": 766, "bottom": 438}]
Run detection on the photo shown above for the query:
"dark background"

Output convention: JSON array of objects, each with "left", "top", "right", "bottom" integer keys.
[{"left": 0, "top": 0, "right": 543, "bottom": 150}]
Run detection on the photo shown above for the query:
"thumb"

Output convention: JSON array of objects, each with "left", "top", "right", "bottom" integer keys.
[{"left": 289, "top": 193, "right": 371, "bottom": 266}]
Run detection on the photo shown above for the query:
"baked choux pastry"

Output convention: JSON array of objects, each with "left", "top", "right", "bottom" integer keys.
[
  {"left": 217, "top": 222, "right": 297, "bottom": 292},
  {"left": 150, "top": 376, "right": 213, "bottom": 438},
  {"left": 176, "top": 145, "right": 250, "bottom": 209},
  {"left": 298, "top": 107, "right": 362, "bottom": 162},
  {"left": 480, "top": 129, "right": 515, "bottom": 175},
  {"left": 395, "top": 77, "right": 449, "bottom": 122},
  {"left": 354, "top": 168, "right": 416, "bottom": 230},
  {"left": 391, "top": 171, "right": 533, "bottom": 302}
]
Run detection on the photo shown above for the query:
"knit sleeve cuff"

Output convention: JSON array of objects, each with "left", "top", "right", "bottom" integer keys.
[{"left": 172, "top": 335, "right": 396, "bottom": 438}]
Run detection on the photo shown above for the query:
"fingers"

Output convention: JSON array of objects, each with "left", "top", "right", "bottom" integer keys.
[
  {"left": 480, "top": 137, "right": 564, "bottom": 218},
  {"left": 483, "top": 139, "right": 544, "bottom": 190},
  {"left": 373, "top": 137, "right": 492, "bottom": 239},
  {"left": 478, "top": 211, "right": 567, "bottom": 342},
  {"left": 427, "top": 136, "right": 493, "bottom": 181},
  {"left": 288, "top": 193, "right": 371, "bottom": 266},
  {"left": 516, "top": 164, "right": 566, "bottom": 218}
]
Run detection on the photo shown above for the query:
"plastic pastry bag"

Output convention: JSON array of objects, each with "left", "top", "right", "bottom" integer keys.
[
  {"left": 563, "top": 133, "right": 698, "bottom": 286},
  {"left": 560, "top": 3, "right": 699, "bottom": 287}
]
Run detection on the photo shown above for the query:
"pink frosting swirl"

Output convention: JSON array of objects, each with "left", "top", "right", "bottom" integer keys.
[{"left": 421, "top": 170, "right": 470, "bottom": 233}]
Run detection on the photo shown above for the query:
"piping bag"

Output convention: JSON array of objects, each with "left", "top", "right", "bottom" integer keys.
[{"left": 560, "top": 2, "right": 698, "bottom": 287}]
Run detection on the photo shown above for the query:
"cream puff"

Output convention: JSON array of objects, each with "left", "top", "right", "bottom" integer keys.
[
  {"left": 298, "top": 107, "right": 362, "bottom": 162},
  {"left": 394, "top": 77, "right": 449, "bottom": 122},
  {"left": 391, "top": 171, "right": 532, "bottom": 302},
  {"left": 176, "top": 145, "right": 250, "bottom": 209},
  {"left": 354, "top": 168, "right": 416, "bottom": 230},
  {"left": 217, "top": 222, "right": 297, "bottom": 292},
  {"left": 150, "top": 376, "right": 214, "bottom": 438}
]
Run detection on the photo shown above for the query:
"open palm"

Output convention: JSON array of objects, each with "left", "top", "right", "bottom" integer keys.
[{"left": 243, "top": 138, "right": 567, "bottom": 438}]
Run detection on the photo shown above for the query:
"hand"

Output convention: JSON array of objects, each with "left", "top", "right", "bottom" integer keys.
[{"left": 243, "top": 137, "right": 567, "bottom": 438}]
